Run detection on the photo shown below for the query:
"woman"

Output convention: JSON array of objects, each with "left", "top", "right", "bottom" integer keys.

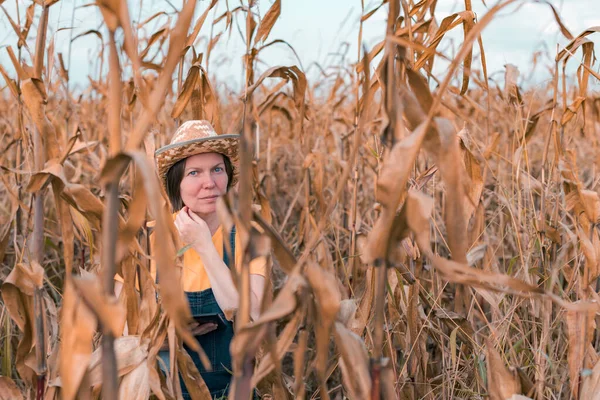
[{"left": 118, "top": 120, "right": 266, "bottom": 398}]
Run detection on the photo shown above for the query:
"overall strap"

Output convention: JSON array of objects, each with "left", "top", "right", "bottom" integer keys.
[{"left": 222, "top": 226, "right": 236, "bottom": 269}]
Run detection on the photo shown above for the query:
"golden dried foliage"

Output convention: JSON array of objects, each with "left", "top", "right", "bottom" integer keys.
[{"left": 2, "top": 0, "right": 600, "bottom": 399}]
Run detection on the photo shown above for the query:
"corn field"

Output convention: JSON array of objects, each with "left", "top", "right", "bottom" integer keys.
[{"left": 1, "top": 0, "right": 600, "bottom": 399}]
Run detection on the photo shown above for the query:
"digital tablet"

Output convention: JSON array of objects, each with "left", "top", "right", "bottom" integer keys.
[{"left": 194, "top": 313, "right": 226, "bottom": 328}]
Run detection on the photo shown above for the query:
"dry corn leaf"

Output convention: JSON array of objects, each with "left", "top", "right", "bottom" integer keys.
[
  {"left": 537, "top": 0, "right": 573, "bottom": 40},
  {"left": 304, "top": 262, "right": 341, "bottom": 383},
  {"left": 0, "top": 376, "right": 23, "bottom": 400},
  {"left": 253, "top": 0, "right": 280, "bottom": 45},
  {"left": 579, "top": 190, "right": 600, "bottom": 224},
  {"left": 356, "top": 41, "right": 384, "bottom": 74},
  {"left": 4, "top": 1, "right": 600, "bottom": 398},
  {"left": 72, "top": 29, "right": 103, "bottom": 43},
  {"left": 580, "top": 357, "right": 600, "bottom": 400},
  {"left": 230, "top": 273, "right": 307, "bottom": 394},
  {"left": 251, "top": 309, "right": 304, "bottom": 387},
  {"left": 406, "top": 67, "right": 433, "bottom": 113},
  {"left": 1, "top": 261, "right": 44, "bottom": 385},
  {"left": 245, "top": 8, "right": 257, "bottom": 47},
  {"left": 232, "top": 273, "right": 307, "bottom": 334},
  {"left": 426, "top": 118, "right": 469, "bottom": 263},
  {"left": 252, "top": 210, "right": 296, "bottom": 274},
  {"left": 1, "top": 4, "right": 32, "bottom": 49},
  {"left": 293, "top": 328, "right": 308, "bottom": 398},
  {"left": 176, "top": 346, "right": 211, "bottom": 400},
  {"left": 121, "top": 257, "right": 140, "bottom": 335},
  {"left": 84, "top": 336, "right": 150, "bottom": 388},
  {"left": 21, "top": 78, "right": 62, "bottom": 161},
  {"left": 334, "top": 321, "right": 371, "bottom": 399},
  {"left": 62, "top": 183, "right": 105, "bottom": 222},
  {"left": 504, "top": 64, "right": 522, "bottom": 104},
  {"left": 245, "top": 66, "right": 307, "bottom": 112},
  {"left": 578, "top": 41, "right": 594, "bottom": 100},
  {"left": 460, "top": 4, "right": 475, "bottom": 95},
  {"left": 0, "top": 203, "right": 16, "bottom": 263},
  {"left": 57, "top": 281, "right": 97, "bottom": 400},
  {"left": 26, "top": 158, "right": 67, "bottom": 193},
  {"left": 363, "top": 122, "right": 429, "bottom": 263},
  {"left": 172, "top": 63, "right": 222, "bottom": 132},
  {"left": 486, "top": 339, "right": 521, "bottom": 400},
  {"left": 524, "top": 104, "right": 554, "bottom": 140},
  {"left": 184, "top": 0, "right": 218, "bottom": 52},
  {"left": 556, "top": 26, "right": 600, "bottom": 62},
  {"left": 337, "top": 299, "right": 358, "bottom": 327},
  {"left": 116, "top": 167, "right": 148, "bottom": 264},
  {"left": 576, "top": 226, "right": 600, "bottom": 286},
  {"left": 118, "top": 358, "right": 151, "bottom": 400},
  {"left": 0, "top": 65, "right": 20, "bottom": 99},
  {"left": 144, "top": 314, "right": 169, "bottom": 400},
  {"left": 206, "top": 31, "right": 223, "bottom": 56},
  {"left": 405, "top": 190, "right": 545, "bottom": 295},
  {"left": 561, "top": 96, "right": 586, "bottom": 126},
  {"left": 100, "top": 152, "right": 200, "bottom": 353},
  {"left": 566, "top": 309, "right": 595, "bottom": 399},
  {"left": 171, "top": 61, "right": 202, "bottom": 119},
  {"left": 361, "top": 0, "right": 388, "bottom": 22},
  {"left": 414, "top": 11, "right": 475, "bottom": 70},
  {"left": 125, "top": 0, "right": 198, "bottom": 151},
  {"left": 71, "top": 272, "right": 125, "bottom": 337},
  {"left": 140, "top": 23, "right": 169, "bottom": 59},
  {"left": 458, "top": 129, "right": 483, "bottom": 223},
  {"left": 96, "top": 0, "right": 140, "bottom": 78}
]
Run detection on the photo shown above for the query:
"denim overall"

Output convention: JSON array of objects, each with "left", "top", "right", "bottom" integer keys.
[{"left": 159, "top": 227, "right": 236, "bottom": 399}]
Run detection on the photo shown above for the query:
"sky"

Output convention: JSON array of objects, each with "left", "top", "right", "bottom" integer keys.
[{"left": 1, "top": 0, "right": 599, "bottom": 93}]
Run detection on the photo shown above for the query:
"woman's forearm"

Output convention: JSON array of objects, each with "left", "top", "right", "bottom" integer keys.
[
  {"left": 196, "top": 244, "right": 239, "bottom": 310},
  {"left": 195, "top": 244, "right": 264, "bottom": 320}
]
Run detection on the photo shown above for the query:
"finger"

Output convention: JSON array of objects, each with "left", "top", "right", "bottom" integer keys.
[
  {"left": 184, "top": 207, "right": 198, "bottom": 222},
  {"left": 199, "top": 324, "right": 218, "bottom": 334},
  {"left": 187, "top": 209, "right": 205, "bottom": 224},
  {"left": 192, "top": 323, "right": 217, "bottom": 335},
  {"left": 178, "top": 209, "right": 193, "bottom": 224}
]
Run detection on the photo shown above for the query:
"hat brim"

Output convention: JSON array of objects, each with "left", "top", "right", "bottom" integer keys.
[{"left": 156, "top": 134, "right": 240, "bottom": 187}]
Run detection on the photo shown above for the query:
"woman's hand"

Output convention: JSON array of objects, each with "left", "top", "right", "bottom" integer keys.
[
  {"left": 189, "top": 321, "right": 218, "bottom": 336},
  {"left": 158, "top": 322, "right": 218, "bottom": 351},
  {"left": 174, "top": 207, "right": 213, "bottom": 252}
]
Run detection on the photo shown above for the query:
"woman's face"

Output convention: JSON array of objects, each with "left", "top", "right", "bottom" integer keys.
[{"left": 179, "top": 152, "right": 229, "bottom": 215}]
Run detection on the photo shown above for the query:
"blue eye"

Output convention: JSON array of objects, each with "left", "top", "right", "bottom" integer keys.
[
  {"left": 214, "top": 167, "right": 223, "bottom": 173},
  {"left": 188, "top": 170, "right": 197, "bottom": 176}
]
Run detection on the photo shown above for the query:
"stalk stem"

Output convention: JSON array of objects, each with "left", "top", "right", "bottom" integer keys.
[
  {"left": 31, "top": 5, "right": 51, "bottom": 399},
  {"left": 100, "top": 28, "right": 123, "bottom": 400},
  {"left": 101, "top": 183, "right": 120, "bottom": 400}
]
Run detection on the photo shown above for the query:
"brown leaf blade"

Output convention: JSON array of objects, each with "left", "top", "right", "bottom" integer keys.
[
  {"left": 486, "top": 340, "right": 521, "bottom": 400},
  {"left": 254, "top": 0, "right": 281, "bottom": 45},
  {"left": 0, "top": 376, "right": 24, "bottom": 400}
]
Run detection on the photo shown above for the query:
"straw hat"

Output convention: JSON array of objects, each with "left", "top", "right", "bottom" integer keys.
[{"left": 155, "top": 120, "right": 240, "bottom": 187}]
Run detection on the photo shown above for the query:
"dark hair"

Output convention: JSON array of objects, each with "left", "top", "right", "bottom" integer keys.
[{"left": 165, "top": 153, "right": 234, "bottom": 212}]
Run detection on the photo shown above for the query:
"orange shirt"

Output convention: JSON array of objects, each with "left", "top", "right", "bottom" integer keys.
[
  {"left": 116, "top": 223, "right": 267, "bottom": 292},
  {"left": 166, "top": 224, "right": 266, "bottom": 292}
]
